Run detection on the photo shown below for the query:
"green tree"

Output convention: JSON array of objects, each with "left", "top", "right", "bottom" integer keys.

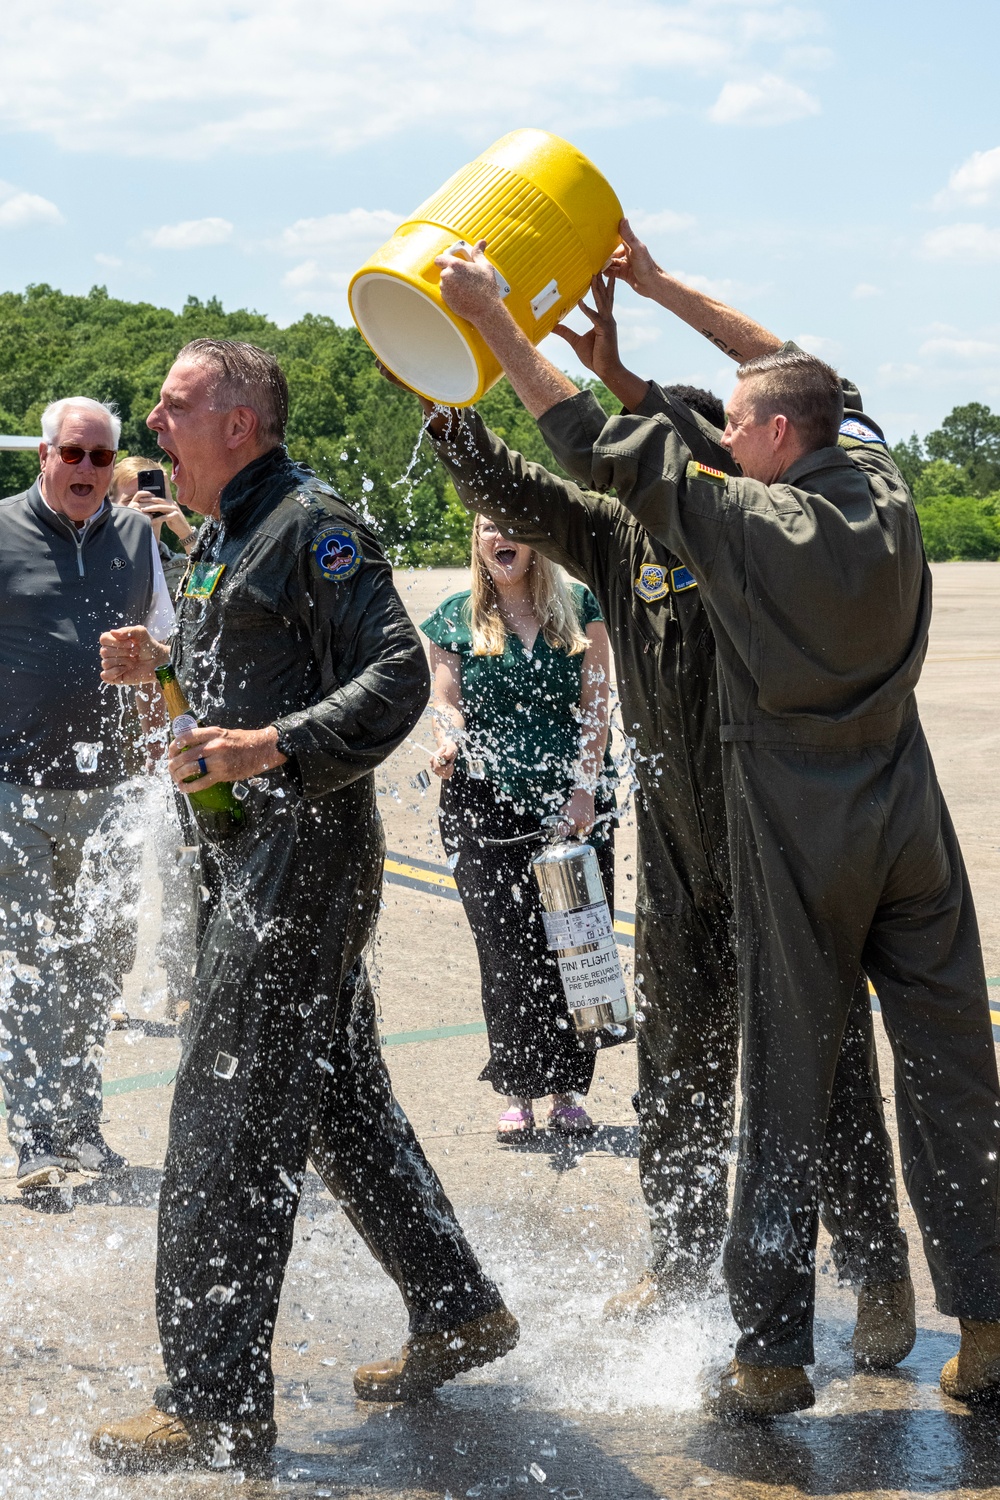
[
  {"left": 890, "top": 433, "right": 926, "bottom": 492},
  {"left": 913, "top": 459, "right": 970, "bottom": 502},
  {"left": 916, "top": 496, "right": 1000, "bottom": 561},
  {"left": 925, "top": 402, "right": 1000, "bottom": 496}
]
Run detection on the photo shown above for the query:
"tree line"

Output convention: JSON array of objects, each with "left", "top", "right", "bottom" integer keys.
[{"left": 1, "top": 283, "right": 997, "bottom": 563}]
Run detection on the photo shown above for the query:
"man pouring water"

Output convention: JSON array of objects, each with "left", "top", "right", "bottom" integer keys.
[{"left": 0, "top": 396, "right": 173, "bottom": 1193}]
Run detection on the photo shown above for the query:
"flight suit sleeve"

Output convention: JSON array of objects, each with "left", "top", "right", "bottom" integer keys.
[
  {"left": 271, "top": 518, "right": 430, "bottom": 799},
  {"left": 537, "top": 389, "right": 732, "bottom": 584},
  {"left": 430, "top": 410, "right": 615, "bottom": 593}
]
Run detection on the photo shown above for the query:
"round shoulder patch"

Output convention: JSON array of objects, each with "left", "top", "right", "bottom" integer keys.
[{"left": 310, "top": 524, "right": 362, "bottom": 582}]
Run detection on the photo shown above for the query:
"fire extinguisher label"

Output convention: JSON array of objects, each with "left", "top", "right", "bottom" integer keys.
[
  {"left": 542, "top": 902, "right": 614, "bottom": 951},
  {"left": 556, "top": 938, "right": 629, "bottom": 1013}
]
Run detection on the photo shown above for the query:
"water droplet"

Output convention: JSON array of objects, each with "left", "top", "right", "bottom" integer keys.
[
  {"left": 105, "top": 1232, "right": 124, "bottom": 1250},
  {"left": 28, "top": 1393, "right": 46, "bottom": 1416},
  {"left": 72, "top": 741, "right": 103, "bottom": 774},
  {"left": 205, "top": 1284, "right": 234, "bottom": 1304},
  {"left": 210, "top": 1439, "right": 231, "bottom": 1468},
  {"left": 691, "top": 1092, "right": 705, "bottom": 1107},
  {"left": 213, "top": 1052, "right": 238, "bottom": 1080},
  {"left": 529, "top": 1464, "right": 546, "bottom": 1483}
]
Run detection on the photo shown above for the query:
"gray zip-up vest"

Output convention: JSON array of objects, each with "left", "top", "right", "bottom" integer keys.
[{"left": 0, "top": 482, "right": 155, "bottom": 788}]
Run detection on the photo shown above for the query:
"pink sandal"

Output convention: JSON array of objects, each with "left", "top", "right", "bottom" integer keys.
[
  {"left": 548, "top": 1102, "right": 595, "bottom": 1136},
  {"left": 496, "top": 1105, "right": 535, "bottom": 1144}
]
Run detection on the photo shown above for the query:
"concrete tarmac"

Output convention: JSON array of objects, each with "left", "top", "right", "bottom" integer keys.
[{"left": 1, "top": 562, "right": 998, "bottom": 1500}]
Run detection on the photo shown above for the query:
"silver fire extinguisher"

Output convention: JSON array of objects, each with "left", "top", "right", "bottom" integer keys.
[{"left": 532, "top": 837, "right": 634, "bottom": 1040}]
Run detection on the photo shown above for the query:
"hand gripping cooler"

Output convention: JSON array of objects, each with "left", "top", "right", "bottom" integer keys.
[
  {"left": 532, "top": 838, "right": 634, "bottom": 1041},
  {"left": 348, "top": 128, "right": 623, "bottom": 406}
]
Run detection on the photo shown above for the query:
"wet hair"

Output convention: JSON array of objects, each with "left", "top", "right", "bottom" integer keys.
[
  {"left": 662, "top": 384, "right": 725, "bottom": 430},
  {"left": 468, "top": 515, "right": 588, "bottom": 658},
  {"left": 109, "top": 455, "right": 169, "bottom": 504},
  {"left": 41, "top": 396, "right": 121, "bottom": 448},
  {"left": 735, "top": 348, "right": 844, "bottom": 452},
  {"left": 176, "top": 338, "right": 288, "bottom": 446}
]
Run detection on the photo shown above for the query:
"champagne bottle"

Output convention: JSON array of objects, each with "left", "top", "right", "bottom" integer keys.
[{"left": 155, "top": 664, "right": 246, "bottom": 840}]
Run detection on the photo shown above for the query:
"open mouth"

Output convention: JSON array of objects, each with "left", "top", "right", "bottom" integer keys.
[
  {"left": 69, "top": 482, "right": 94, "bottom": 498},
  {"left": 159, "top": 444, "right": 180, "bottom": 481},
  {"left": 495, "top": 546, "right": 517, "bottom": 566}
]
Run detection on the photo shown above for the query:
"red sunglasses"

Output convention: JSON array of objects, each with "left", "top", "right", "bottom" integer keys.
[{"left": 55, "top": 444, "right": 117, "bottom": 468}]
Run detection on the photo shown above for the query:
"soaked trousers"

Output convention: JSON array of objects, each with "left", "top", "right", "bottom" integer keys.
[
  {"left": 154, "top": 776, "right": 504, "bottom": 1422},
  {"left": 723, "top": 719, "right": 1000, "bottom": 1367},
  {"left": 0, "top": 780, "right": 141, "bottom": 1148},
  {"left": 634, "top": 801, "right": 909, "bottom": 1292}
]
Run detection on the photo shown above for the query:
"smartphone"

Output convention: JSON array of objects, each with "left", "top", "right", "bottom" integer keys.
[{"left": 136, "top": 467, "right": 167, "bottom": 500}]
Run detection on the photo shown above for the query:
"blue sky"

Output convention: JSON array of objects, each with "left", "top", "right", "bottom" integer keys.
[{"left": 1, "top": 0, "right": 998, "bottom": 441}]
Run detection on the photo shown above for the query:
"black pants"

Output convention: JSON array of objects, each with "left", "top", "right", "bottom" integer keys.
[
  {"left": 723, "top": 719, "right": 1000, "bottom": 1367},
  {"left": 440, "top": 771, "right": 615, "bottom": 1099},
  {"left": 154, "top": 777, "right": 502, "bottom": 1422}
]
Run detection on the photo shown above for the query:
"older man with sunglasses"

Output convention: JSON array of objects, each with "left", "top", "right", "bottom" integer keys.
[{"left": 0, "top": 396, "right": 173, "bottom": 1191}]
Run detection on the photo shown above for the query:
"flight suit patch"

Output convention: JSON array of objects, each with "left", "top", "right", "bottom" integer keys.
[
  {"left": 184, "top": 562, "right": 226, "bottom": 598},
  {"left": 310, "top": 525, "right": 362, "bottom": 582},
  {"left": 670, "top": 565, "right": 697, "bottom": 592},
  {"left": 685, "top": 461, "right": 728, "bottom": 487},
  {"left": 839, "top": 418, "right": 884, "bottom": 446},
  {"left": 634, "top": 564, "right": 668, "bottom": 602}
]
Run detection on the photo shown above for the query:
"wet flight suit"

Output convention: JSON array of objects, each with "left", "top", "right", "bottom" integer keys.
[
  {"left": 155, "top": 447, "right": 505, "bottom": 1423},
  {"left": 537, "top": 369, "right": 1000, "bottom": 1367},
  {"left": 430, "top": 397, "right": 908, "bottom": 1293}
]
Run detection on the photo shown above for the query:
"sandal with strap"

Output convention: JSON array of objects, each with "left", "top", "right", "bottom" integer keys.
[
  {"left": 548, "top": 1102, "right": 596, "bottom": 1136},
  {"left": 496, "top": 1105, "right": 535, "bottom": 1144}
]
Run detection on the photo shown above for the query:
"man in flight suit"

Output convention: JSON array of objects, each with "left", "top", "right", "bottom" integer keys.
[
  {"left": 92, "top": 340, "right": 517, "bottom": 1469},
  {"left": 396, "top": 285, "right": 913, "bottom": 1368},
  {"left": 430, "top": 230, "right": 1000, "bottom": 1417}
]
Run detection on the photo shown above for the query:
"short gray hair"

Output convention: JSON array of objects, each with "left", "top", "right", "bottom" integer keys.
[
  {"left": 41, "top": 396, "right": 122, "bottom": 449},
  {"left": 735, "top": 349, "right": 844, "bottom": 452},
  {"left": 177, "top": 338, "right": 288, "bottom": 447}
]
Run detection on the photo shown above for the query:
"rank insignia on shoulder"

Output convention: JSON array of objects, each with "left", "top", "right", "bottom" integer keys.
[
  {"left": 184, "top": 561, "right": 226, "bottom": 598},
  {"left": 838, "top": 418, "right": 885, "bottom": 447},
  {"left": 685, "top": 460, "right": 728, "bottom": 487},
  {"left": 670, "top": 565, "right": 697, "bottom": 592},
  {"left": 634, "top": 564, "right": 668, "bottom": 602},
  {"left": 310, "top": 524, "right": 362, "bottom": 582}
]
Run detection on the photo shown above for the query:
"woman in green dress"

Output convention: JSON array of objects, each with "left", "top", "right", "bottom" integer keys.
[{"left": 421, "top": 516, "right": 615, "bottom": 1143}]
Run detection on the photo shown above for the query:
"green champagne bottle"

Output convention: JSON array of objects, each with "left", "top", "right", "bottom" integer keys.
[{"left": 155, "top": 664, "right": 246, "bottom": 841}]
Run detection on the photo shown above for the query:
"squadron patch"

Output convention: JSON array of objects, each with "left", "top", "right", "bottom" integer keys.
[
  {"left": 838, "top": 418, "right": 885, "bottom": 447},
  {"left": 634, "top": 564, "right": 668, "bottom": 602},
  {"left": 670, "top": 565, "right": 697, "bottom": 592},
  {"left": 685, "top": 460, "right": 728, "bottom": 487},
  {"left": 310, "top": 524, "right": 362, "bottom": 582}
]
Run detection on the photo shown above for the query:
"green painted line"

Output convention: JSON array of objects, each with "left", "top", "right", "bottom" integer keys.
[
  {"left": 379, "top": 1020, "right": 488, "bottom": 1048},
  {"left": 103, "top": 1067, "right": 178, "bottom": 1097}
]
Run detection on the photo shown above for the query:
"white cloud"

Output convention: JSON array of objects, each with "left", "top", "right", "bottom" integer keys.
[
  {"left": 918, "top": 337, "right": 1000, "bottom": 363},
  {"left": 626, "top": 209, "right": 696, "bottom": 238},
  {"left": 851, "top": 283, "right": 882, "bottom": 299},
  {"left": 933, "top": 146, "right": 1000, "bottom": 209},
  {"left": 94, "top": 252, "right": 123, "bottom": 268},
  {"left": 794, "top": 333, "right": 842, "bottom": 360},
  {"left": 0, "top": 181, "right": 63, "bottom": 229},
  {"left": 669, "top": 269, "right": 758, "bottom": 301},
  {"left": 0, "top": 1, "right": 823, "bottom": 159},
  {"left": 708, "top": 73, "right": 820, "bottom": 127},
  {"left": 146, "top": 217, "right": 233, "bottom": 250},
  {"left": 921, "top": 223, "right": 1000, "bottom": 262},
  {"left": 277, "top": 209, "right": 400, "bottom": 255},
  {"left": 282, "top": 260, "right": 349, "bottom": 295}
]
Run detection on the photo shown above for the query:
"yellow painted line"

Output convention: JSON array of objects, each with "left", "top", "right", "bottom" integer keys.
[
  {"left": 384, "top": 856, "right": 458, "bottom": 893},
  {"left": 384, "top": 854, "right": 636, "bottom": 939}
]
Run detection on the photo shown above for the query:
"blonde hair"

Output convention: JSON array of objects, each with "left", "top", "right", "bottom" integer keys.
[
  {"left": 109, "top": 456, "right": 168, "bottom": 505},
  {"left": 468, "top": 515, "right": 588, "bottom": 657}
]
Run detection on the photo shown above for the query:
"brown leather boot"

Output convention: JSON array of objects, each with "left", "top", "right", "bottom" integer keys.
[
  {"left": 603, "top": 1265, "right": 709, "bottom": 1322},
  {"left": 852, "top": 1276, "right": 916, "bottom": 1369},
  {"left": 90, "top": 1404, "right": 276, "bottom": 1470},
  {"left": 711, "top": 1358, "right": 815, "bottom": 1420},
  {"left": 353, "top": 1306, "right": 519, "bottom": 1401},
  {"left": 940, "top": 1320, "right": 1000, "bottom": 1402}
]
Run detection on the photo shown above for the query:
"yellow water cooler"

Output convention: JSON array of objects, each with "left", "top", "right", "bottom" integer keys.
[{"left": 348, "top": 129, "right": 623, "bottom": 406}]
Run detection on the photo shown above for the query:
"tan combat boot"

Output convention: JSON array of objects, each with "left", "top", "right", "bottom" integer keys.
[
  {"left": 711, "top": 1358, "right": 815, "bottom": 1420},
  {"left": 354, "top": 1306, "right": 519, "bottom": 1401},
  {"left": 852, "top": 1276, "right": 917, "bottom": 1369},
  {"left": 940, "top": 1320, "right": 1000, "bottom": 1402},
  {"left": 90, "top": 1405, "right": 277, "bottom": 1470},
  {"left": 604, "top": 1270, "right": 667, "bottom": 1322},
  {"left": 604, "top": 1266, "right": 708, "bottom": 1322}
]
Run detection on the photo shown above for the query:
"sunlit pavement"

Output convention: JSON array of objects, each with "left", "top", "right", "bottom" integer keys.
[{"left": 1, "top": 563, "right": 998, "bottom": 1499}]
